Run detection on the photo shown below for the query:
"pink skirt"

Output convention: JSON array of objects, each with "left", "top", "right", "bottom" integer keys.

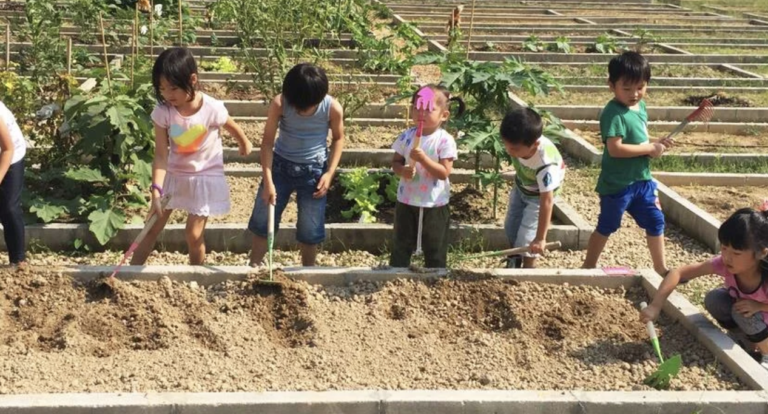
[{"left": 163, "top": 173, "right": 230, "bottom": 217}]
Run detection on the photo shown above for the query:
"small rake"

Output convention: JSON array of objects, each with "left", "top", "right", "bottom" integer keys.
[
  {"left": 405, "top": 86, "right": 435, "bottom": 260},
  {"left": 108, "top": 194, "right": 171, "bottom": 279},
  {"left": 664, "top": 99, "right": 715, "bottom": 142},
  {"left": 640, "top": 302, "right": 682, "bottom": 390}
]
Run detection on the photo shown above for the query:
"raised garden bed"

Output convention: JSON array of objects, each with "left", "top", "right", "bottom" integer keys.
[
  {"left": 517, "top": 89, "right": 768, "bottom": 107},
  {"left": 0, "top": 267, "right": 747, "bottom": 395},
  {"left": 222, "top": 123, "right": 404, "bottom": 150},
  {"left": 535, "top": 63, "right": 735, "bottom": 79},
  {"left": 575, "top": 129, "right": 768, "bottom": 154},
  {"left": 671, "top": 184, "right": 768, "bottom": 222}
]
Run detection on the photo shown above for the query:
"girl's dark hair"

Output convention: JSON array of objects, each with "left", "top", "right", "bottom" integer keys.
[
  {"left": 152, "top": 47, "right": 198, "bottom": 104},
  {"left": 282, "top": 63, "right": 328, "bottom": 111},
  {"left": 608, "top": 51, "right": 651, "bottom": 85},
  {"left": 411, "top": 84, "right": 466, "bottom": 118},
  {"left": 719, "top": 207, "right": 768, "bottom": 276}
]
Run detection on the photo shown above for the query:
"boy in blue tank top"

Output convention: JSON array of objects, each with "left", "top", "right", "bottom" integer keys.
[{"left": 248, "top": 63, "right": 345, "bottom": 266}]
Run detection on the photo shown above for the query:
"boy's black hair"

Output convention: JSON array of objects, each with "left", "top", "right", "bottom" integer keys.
[
  {"left": 608, "top": 51, "right": 652, "bottom": 85},
  {"left": 282, "top": 63, "right": 329, "bottom": 111},
  {"left": 719, "top": 207, "right": 768, "bottom": 276},
  {"left": 499, "top": 107, "right": 543, "bottom": 147},
  {"left": 410, "top": 84, "right": 466, "bottom": 117},
  {"left": 152, "top": 47, "right": 198, "bottom": 104}
]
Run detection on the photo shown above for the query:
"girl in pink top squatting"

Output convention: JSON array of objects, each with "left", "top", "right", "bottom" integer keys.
[
  {"left": 640, "top": 206, "right": 768, "bottom": 369},
  {"left": 131, "top": 47, "right": 252, "bottom": 265}
]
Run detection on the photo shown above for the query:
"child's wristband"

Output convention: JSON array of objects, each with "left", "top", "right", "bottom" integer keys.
[{"left": 150, "top": 183, "right": 164, "bottom": 196}]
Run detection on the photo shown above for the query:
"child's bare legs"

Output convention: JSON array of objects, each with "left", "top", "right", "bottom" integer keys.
[
  {"left": 249, "top": 238, "right": 317, "bottom": 266},
  {"left": 186, "top": 214, "right": 208, "bottom": 265},
  {"left": 130, "top": 209, "right": 173, "bottom": 265},
  {"left": 523, "top": 257, "right": 537, "bottom": 268},
  {"left": 300, "top": 243, "right": 318, "bottom": 266},
  {"left": 582, "top": 231, "right": 609, "bottom": 269},
  {"left": 705, "top": 287, "right": 768, "bottom": 367},
  {"left": 250, "top": 235, "right": 267, "bottom": 267},
  {"left": 647, "top": 234, "right": 668, "bottom": 275}
]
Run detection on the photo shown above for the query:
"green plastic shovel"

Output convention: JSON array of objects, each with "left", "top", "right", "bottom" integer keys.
[{"left": 640, "top": 302, "right": 682, "bottom": 389}]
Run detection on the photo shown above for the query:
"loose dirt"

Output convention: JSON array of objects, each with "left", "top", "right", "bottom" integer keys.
[
  {"left": 671, "top": 185, "right": 768, "bottom": 222},
  {"left": 682, "top": 92, "right": 753, "bottom": 108},
  {"left": 0, "top": 268, "right": 743, "bottom": 394}
]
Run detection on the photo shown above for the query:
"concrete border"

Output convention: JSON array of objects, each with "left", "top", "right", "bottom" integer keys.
[
  {"left": 656, "top": 181, "right": 721, "bottom": 253},
  {"left": 3, "top": 389, "right": 768, "bottom": 414},
  {"left": 8, "top": 205, "right": 585, "bottom": 253},
  {"left": 552, "top": 75, "right": 768, "bottom": 87}
]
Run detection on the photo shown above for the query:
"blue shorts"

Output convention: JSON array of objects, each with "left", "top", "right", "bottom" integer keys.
[
  {"left": 248, "top": 153, "right": 327, "bottom": 245},
  {"left": 596, "top": 180, "right": 665, "bottom": 237}
]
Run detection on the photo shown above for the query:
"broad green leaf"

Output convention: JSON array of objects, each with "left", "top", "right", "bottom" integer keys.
[
  {"left": 29, "top": 199, "right": 67, "bottom": 222},
  {"left": 65, "top": 167, "right": 107, "bottom": 183},
  {"left": 88, "top": 207, "right": 126, "bottom": 245}
]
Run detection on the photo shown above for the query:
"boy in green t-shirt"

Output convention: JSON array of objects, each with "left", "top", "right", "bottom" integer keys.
[
  {"left": 582, "top": 51, "right": 673, "bottom": 275},
  {"left": 501, "top": 108, "right": 566, "bottom": 268}
]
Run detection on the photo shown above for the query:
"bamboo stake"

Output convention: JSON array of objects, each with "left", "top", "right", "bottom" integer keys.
[
  {"left": 66, "top": 37, "right": 72, "bottom": 75},
  {"left": 178, "top": 0, "right": 183, "bottom": 46},
  {"left": 466, "top": 0, "right": 477, "bottom": 59},
  {"left": 5, "top": 25, "right": 9, "bottom": 71},
  {"left": 150, "top": 0, "right": 154, "bottom": 57},
  {"left": 98, "top": 13, "right": 112, "bottom": 91},
  {"left": 132, "top": 4, "right": 138, "bottom": 87}
]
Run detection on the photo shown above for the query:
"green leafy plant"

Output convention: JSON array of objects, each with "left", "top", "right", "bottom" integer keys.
[
  {"left": 385, "top": 173, "right": 399, "bottom": 203},
  {"left": 26, "top": 81, "right": 156, "bottom": 245},
  {"left": 339, "top": 168, "right": 383, "bottom": 223},
  {"left": 480, "top": 41, "right": 498, "bottom": 52},
  {"left": 13, "top": 0, "right": 66, "bottom": 83},
  {"left": 589, "top": 33, "right": 621, "bottom": 54},
  {"left": 547, "top": 36, "right": 572, "bottom": 54},
  {"left": 633, "top": 28, "right": 662, "bottom": 53},
  {"left": 522, "top": 35, "right": 545, "bottom": 52},
  {"left": 199, "top": 56, "right": 239, "bottom": 73}
]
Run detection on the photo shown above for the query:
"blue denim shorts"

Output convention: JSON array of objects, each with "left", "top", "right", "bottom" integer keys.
[
  {"left": 596, "top": 180, "right": 665, "bottom": 237},
  {"left": 248, "top": 153, "right": 327, "bottom": 245}
]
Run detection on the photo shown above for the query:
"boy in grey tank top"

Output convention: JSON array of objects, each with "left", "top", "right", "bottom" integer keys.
[{"left": 248, "top": 63, "right": 345, "bottom": 266}]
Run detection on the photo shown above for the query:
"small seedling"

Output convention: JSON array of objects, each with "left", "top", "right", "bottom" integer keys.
[
  {"left": 522, "top": 35, "right": 544, "bottom": 52},
  {"left": 547, "top": 36, "right": 572, "bottom": 53}
]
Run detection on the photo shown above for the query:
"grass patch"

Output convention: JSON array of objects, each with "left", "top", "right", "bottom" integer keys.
[{"left": 652, "top": 155, "right": 768, "bottom": 173}]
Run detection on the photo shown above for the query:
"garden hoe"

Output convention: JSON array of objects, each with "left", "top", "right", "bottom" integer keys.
[
  {"left": 108, "top": 194, "right": 171, "bottom": 279},
  {"left": 640, "top": 302, "right": 682, "bottom": 390},
  {"left": 459, "top": 241, "right": 562, "bottom": 261},
  {"left": 255, "top": 203, "right": 282, "bottom": 287},
  {"left": 405, "top": 86, "right": 435, "bottom": 261}
]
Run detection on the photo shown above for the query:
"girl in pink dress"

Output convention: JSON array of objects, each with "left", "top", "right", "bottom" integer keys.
[
  {"left": 131, "top": 47, "right": 251, "bottom": 265},
  {"left": 640, "top": 206, "right": 768, "bottom": 368}
]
